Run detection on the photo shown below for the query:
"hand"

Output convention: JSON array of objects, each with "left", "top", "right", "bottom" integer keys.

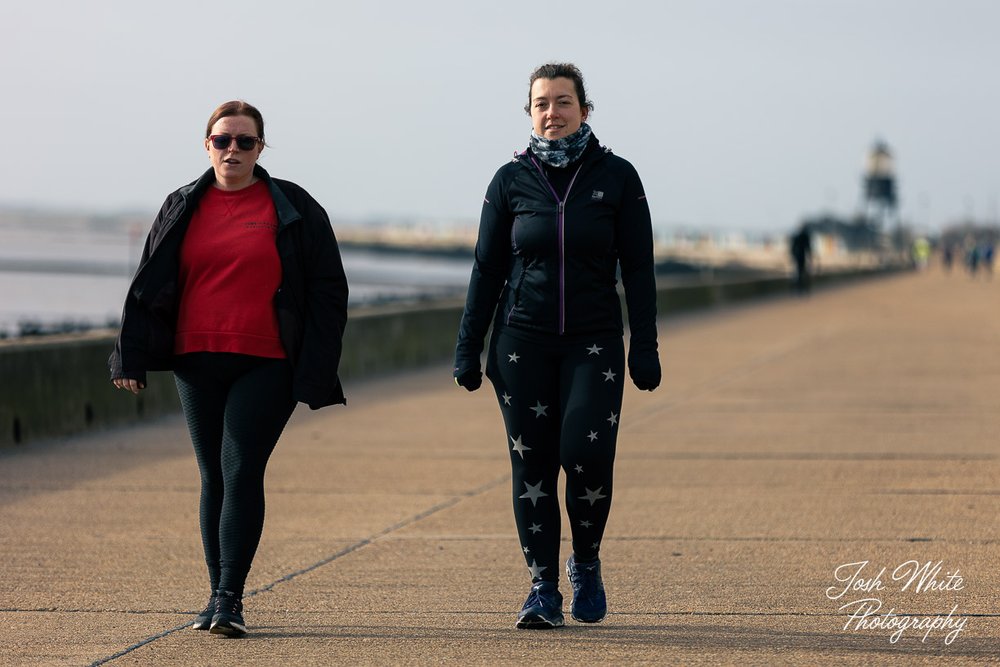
[
  {"left": 112, "top": 377, "right": 146, "bottom": 395},
  {"left": 632, "top": 375, "right": 659, "bottom": 391},
  {"left": 454, "top": 367, "right": 483, "bottom": 392},
  {"left": 628, "top": 352, "right": 661, "bottom": 391}
]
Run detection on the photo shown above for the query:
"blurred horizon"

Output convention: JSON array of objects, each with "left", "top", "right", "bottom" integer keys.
[{"left": 3, "top": 1, "right": 998, "bottom": 234}]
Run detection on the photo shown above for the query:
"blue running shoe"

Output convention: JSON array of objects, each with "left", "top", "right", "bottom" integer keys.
[
  {"left": 566, "top": 556, "right": 607, "bottom": 623},
  {"left": 515, "top": 581, "right": 564, "bottom": 629}
]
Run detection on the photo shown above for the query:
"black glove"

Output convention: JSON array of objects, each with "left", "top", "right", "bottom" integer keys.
[
  {"left": 628, "top": 350, "right": 661, "bottom": 391},
  {"left": 454, "top": 366, "right": 483, "bottom": 392}
]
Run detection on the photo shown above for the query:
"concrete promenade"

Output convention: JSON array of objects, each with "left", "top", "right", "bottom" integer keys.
[{"left": 2, "top": 267, "right": 999, "bottom": 665}]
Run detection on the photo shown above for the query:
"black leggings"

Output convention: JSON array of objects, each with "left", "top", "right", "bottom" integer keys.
[
  {"left": 486, "top": 328, "right": 625, "bottom": 583},
  {"left": 174, "top": 353, "right": 296, "bottom": 596}
]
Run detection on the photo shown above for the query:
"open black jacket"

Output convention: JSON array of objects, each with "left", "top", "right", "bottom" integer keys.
[
  {"left": 108, "top": 165, "right": 349, "bottom": 408},
  {"left": 454, "top": 135, "right": 659, "bottom": 386}
]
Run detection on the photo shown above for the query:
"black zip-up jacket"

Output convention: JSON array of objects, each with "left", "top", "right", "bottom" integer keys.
[
  {"left": 108, "top": 165, "right": 349, "bottom": 408},
  {"left": 455, "top": 135, "right": 660, "bottom": 387}
]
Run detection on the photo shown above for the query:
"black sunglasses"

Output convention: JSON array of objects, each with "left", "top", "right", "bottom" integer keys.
[{"left": 209, "top": 134, "right": 261, "bottom": 151}]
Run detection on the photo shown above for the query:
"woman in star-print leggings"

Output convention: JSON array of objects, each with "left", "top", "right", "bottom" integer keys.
[
  {"left": 486, "top": 329, "right": 625, "bottom": 575},
  {"left": 454, "top": 63, "right": 660, "bottom": 628}
]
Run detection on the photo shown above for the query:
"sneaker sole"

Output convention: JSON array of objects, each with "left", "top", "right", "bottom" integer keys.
[
  {"left": 209, "top": 622, "right": 247, "bottom": 637},
  {"left": 191, "top": 620, "right": 212, "bottom": 631},
  {"left": 571, "top": 611, "right": 608, "bottom": 623},
  {"left": 515, "top": 613, "right": 565, "bottom": 629}
]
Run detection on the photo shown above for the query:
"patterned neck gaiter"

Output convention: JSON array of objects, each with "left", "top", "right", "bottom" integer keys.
[{"left": 529, "top": 122, "right": 593, "bottom": 168}]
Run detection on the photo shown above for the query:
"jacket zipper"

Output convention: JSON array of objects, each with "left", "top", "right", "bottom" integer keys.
[{"left": 528, "top": 157, "right": 583, "bottom": 334}]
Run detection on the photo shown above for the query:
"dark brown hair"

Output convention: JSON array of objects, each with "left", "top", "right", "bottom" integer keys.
[
  {"left": 524, "top": 63, "right": 594, "bottom": 115},
  {"left": 205, "top": 100, "right": 265, "bottom": 141}
]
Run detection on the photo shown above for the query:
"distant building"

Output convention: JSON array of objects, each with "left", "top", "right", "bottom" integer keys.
[
  {"left": 798, "top": 214, "right": 882, "bottom": 252},
  {"left": 795, "top": 139, "right": 906, "bottom": 257},
  {"left": 862, "top": 139, "right": 899, "bottom": 230}
]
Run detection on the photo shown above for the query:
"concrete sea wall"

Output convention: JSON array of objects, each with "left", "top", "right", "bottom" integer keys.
[{"left": 0, "top": 267, "right": 901, "bottom": 448}]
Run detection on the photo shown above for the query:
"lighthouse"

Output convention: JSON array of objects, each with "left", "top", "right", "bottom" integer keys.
[{"left": 862, "top": 139, "right": 898, "bottom": 230}]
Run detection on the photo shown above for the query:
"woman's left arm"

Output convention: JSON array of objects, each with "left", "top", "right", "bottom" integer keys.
[
  {"left": 298, "top": 197, "right": 350, "bottom": 406},
  {"left": 616, "top": 162, "right": 661, "bottom": 391}
]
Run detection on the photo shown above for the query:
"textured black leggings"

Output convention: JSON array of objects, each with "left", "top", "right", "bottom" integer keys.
[
  {"left": 486, "top": 328, "right": 625, "bottom": 584},
  {"left": 174, "top": 353, "right": 296, "bottom": 596}
]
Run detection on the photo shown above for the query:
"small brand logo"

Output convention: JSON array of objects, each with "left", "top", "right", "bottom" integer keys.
[
  {"left": 592, "top": 190, "right": 604, "bottom": 201},
  {"left": 244, "top": 221, "right": 278, "bottom": 231}
]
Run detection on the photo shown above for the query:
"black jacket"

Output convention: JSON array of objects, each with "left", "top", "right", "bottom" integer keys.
[
  {"left": 455, "top": 135, "right": 659, "bottom": 386},
  {"left": 108, "top": 165, "right": 349, "bottom": 408}
]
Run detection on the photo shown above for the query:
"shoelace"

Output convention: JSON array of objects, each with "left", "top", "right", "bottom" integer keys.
[
  {"left": 569, "top": 563, "right": 599, "bottom": 592},
  {"left": 215, "top": 593, "right": 243, "bottom": 614},
  {"left": 526, "top": 584, "right": 559, "bottom": 609}
]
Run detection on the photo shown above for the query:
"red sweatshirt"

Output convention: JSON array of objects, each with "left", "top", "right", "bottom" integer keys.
[{"left": 174, "top": 180, "right": 286, "bottom": 358}]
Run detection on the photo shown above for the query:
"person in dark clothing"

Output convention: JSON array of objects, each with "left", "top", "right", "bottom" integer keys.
[
  {"left": 109, "top": 100, "right": 348, "bottom": 637},
  {"left": 790, "top": 225, "right": 812, "bottom": 294},
  {"left": 454, "top": 63, "right": 661, "bottom": 629},
  {"left": 942, "top": 244, "right": 954, "bottom": 272}
]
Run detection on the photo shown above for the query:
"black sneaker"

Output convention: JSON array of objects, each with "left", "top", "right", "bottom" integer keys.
[
  {"left": 209, "top": 590, "right": 247, "bottom": 637},
  {"left": 191, "top": 594, "right": 217, "bottom": 630},
  {"left": 566, "top": 555, "right": 607, "bottom": 623},
  {"left": 515, "top": 581, "right": 564, "bottom": 629}
]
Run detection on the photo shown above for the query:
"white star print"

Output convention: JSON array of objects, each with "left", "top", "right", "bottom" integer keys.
[
  {"left": 529, "top": 523, "right": 543, "bottom": 534},
  {"left": 502, "top": 392, "right": 512, "bottom": 406},
  {"left": 587, "top": 344, "right": 603, "bottom": 355},
  {"left": 508, "top": 352, "right": 520, "bottom": 363},
  {"left": 587, "top": 431, "right": 598, "bottom": 442},
  {"left": 602, "top": 368, "right": 617, "bottom": 382},
  {"left": 579, "top": 486, "right": 608, "bottom": 506},
  {"left": 510, "top": 434, "right": 531, "bottom": 459},
  {"left": 519, "top": 481, "right": 548, "bottom": 506},
  {"left": 523, "top": 546, "right": 531, "bottom": 553},
  {"left": 607, "top": 411, "right": 618, "bottom": 426},
  {"left": 574, "top": 464, "right": 584, "bottom": 473},
  {"left": 530, "top": 401, "right": 549, "bottom": 418},
  {"left": 579, "top": 520, "right": 593, "bottom": 528},
  {"left": 591, "top": 542, "right": 601, "bottom": 550},
  {"left": 528, "top": 559, "right": 547, "bottom": 580}
]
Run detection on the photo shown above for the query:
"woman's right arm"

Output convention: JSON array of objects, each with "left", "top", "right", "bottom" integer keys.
[
  {"left": 107, "top": 195, "right": 174, "bottom": 389},
  {"left": 454, "top": 167, "right": 514, "bottom": 389}
]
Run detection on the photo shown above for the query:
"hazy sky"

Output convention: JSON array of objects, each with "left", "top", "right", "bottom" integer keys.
[{"left": 2, "top": 0, "right": 997, "bottom": 233}]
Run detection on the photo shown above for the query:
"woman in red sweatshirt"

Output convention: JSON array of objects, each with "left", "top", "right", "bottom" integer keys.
[{"left": 109, "top": 100, "right": 348, "bottom": 637}]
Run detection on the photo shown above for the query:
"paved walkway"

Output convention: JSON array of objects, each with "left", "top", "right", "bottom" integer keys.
[{"left": 2, "top": 267, "right": 999, "bottom": 665}]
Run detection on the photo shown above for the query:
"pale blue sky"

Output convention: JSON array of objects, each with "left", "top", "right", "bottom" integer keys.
[{"left": 1, "top": 0, "right": 996, "bottom": 233}]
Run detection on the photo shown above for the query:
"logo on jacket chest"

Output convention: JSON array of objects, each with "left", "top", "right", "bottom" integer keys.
[{"left": 591, "top": 190, "right": 604, "bottom": 201}]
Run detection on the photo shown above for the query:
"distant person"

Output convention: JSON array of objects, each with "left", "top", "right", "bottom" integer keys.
[
  {"left": 942, "top": 244, "right": 954, "bottom": 272},
  {"left": 981, "top": 241, "right": 995, "bottom": 278},
  {"left": 790, "top": 225, "right": 812, "bottom": 293},
  {"left": 453, "top": 63, "right": 661, "bottom": 629},
  {"left": 965, "top": 238, "right": 980, "bottom": 276},
  {"left": 911, "top": 237, "right": 931, "bottom": 270},
  {"left": 108, "top": 100, "right": 348, "bottom": 637}
]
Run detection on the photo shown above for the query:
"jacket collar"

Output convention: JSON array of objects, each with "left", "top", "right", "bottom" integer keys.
[
  {"left": 256, "top": 165, "right": 301, "bottom": 229},
  {"left": 179, "top": 167, "right": 217, "bottom": 200}
]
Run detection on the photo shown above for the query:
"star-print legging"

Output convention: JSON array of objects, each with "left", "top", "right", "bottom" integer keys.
[
  {"left": 174, "top": 352, "right": 297, "bottom": 597},
  {"left": 486, "top": 327, "right": 625, "bottom": 583}
]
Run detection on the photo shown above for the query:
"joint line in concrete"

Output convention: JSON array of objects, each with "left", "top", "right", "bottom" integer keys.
[{"left": 87, "top": 473, "right": 510, "bottom": 665}]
